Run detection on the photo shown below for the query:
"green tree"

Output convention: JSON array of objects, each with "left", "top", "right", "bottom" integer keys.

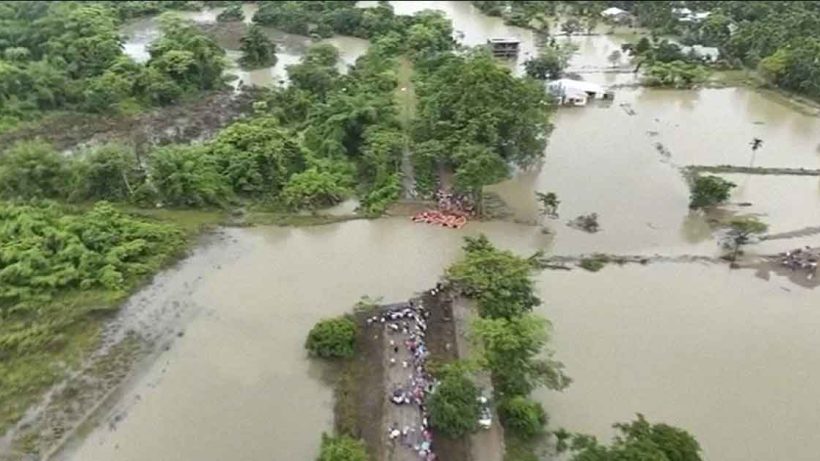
[
  {"left": 497, "top": 396, "right": 547, "bottom": 438},
  {"left": 209, "top": 116, "right": 305, "bottom": 196},
  {"left": 453, "top": 144, "right": 508, "bottom": 215},
  {"left": 216, "top": 3, "right": 244, "bottom": 22},
  {"left": 643, "top": 61, "right": 708, "bottom": 88},
  {"left": 148, "top": 13, "right": 226, "bottom": 91},
  {"left": 723, "top": 217, "right": 768, "bottom": 262},
  {"left": 524, "top": 44, "right": 575, "bottom": 80},
  {"left": 0, "top": 140, "right": 68, "bottom": 199},
  {"left": 428, "top": 366, "right": 482, "bottom": 437},
  {"left": 286, "top": 44, "right": 340, "bottom": 100},
  {"left": 73, "top": 144, "right": 143, "bottom": 201},
  {"left": 239, "top": 25, "right": 277, "bottom": 69},
  {"left": 148, "top": 145, "right": 232, "bottom": 207},
  {"left": 282, "top": 167, "right": 351, "bottom": 210},
  {"left": 536, "top": 191, "right": 559, "bottom": 217},
  {"left": 317, "top": 434, "right": 368, "bottom": 461},
  {"left": 689, "top": 175, "right": 735, "bottom": 209},
  {"left": 561, "top": 18, "right": 582, "bottom": 36},
  {"left": 305, "top": 316, "right": 357, "bottom": 359},
  {"left": 472, "top": 314, "right": 568, "bottom": 396},
  {"left": 560, "top": 414, "right": 702, "bottom": 461}
]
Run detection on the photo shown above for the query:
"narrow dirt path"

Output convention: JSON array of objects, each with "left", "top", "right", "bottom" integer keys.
[{"left": 396, "top": 56, "right": 418, "bottom": 199}]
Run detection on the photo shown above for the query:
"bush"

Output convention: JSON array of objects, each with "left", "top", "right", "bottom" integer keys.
[
  {"left": 317, "top": 433, "right": 368, "bottom": 461},
  {"left": 428, "top": 368, "right": 481, "bottom": 437},
  {"left": 306, "top": 316, "right": 357, "bottom": 359},
  {"left": 498, "top": 396, "right": 547, "bottom": 438},
  {"left": 283, "top": 167, "right": 350, "bottom": 210},
  {"left": 689, "top": 175, "right": 735, "bottom": 209},
  {"left": 0, "top": 140, "right": 69, "bottom": 199},
  {"left": 73, "top": 144, "right": 143, "bottom": 201},
  {"left": 148, "top": 145, "right": 232, "bottom": 207}
]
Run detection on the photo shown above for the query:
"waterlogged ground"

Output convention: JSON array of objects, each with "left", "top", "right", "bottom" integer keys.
[{"left": 30, "top": 2, "right": 820, "bottom": 461}]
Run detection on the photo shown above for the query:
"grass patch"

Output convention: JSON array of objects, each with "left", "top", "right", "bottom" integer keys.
[
  {"left": 504, "top": 433, "right": 540, "bottom": 461},
  {"left": 244, "top": 211, "right": 364, "bottom": 227},
  {"left": 115, "top": 206, "right": 228, "bottom": 235}
]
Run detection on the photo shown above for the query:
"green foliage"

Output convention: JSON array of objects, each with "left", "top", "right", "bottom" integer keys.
[
  {"left": 306, "top": 316, "right": 357, "bottom": 359},
  {"left": 283, "top": 167, "right": 351, "bottom": 210},
  {"left": 447, "top": 236, "right": 540, "bottom": 319},
  {"left": 723, "top": 216, "right": 768, "bottom": 257},
  {"left": 472, "top": 314, "right": 565, "bottom": 397},
  {"left": 497, "top": 396, "right": 547, "bottom": 439},
  {"left": 216, "top": 3, "right": 244, "bottom": 22},
  {"left": 0, "top": 140, "right": 69, "bottom": 199},
  {"left": 560, "top": 414, "right": 702, "bottom": 461},
  {"left": 561, "top": 18, "right": 582, "bottom": 36},
  {"left": 643, "top": 61, "right": 708, "bottom": 88},
  {"left": 148, "top": 145, "right": 232, "bottom": 208},
  {"left": 239, "top": 25, "right": 277, "bottom": 69},
  {"left": 286, "top": 44, "right": 341, "bottom": 100},
  {"left": 524, "top": 44, "right": 575, "bottom": 80},
  {"left": 148, "top": 13, "right": 226, "bottom": 92},
  {"left": 415, "top": 51, "right": 553, "bottom": 210},
  {"left": 689, "top": 175, "right": 735, "bottom": 209},
  {"left": 317, "top": 433, "right": 368, "bottom": 461},
  {"left": 428, "top": 366, "right": 481, "bottom": 438},
  {"left": 72, "top": 144, "right": 143, "bottom": 202},
  {"left": 579, "top": 255, "right": 608, "bottom": 273},
  {"left": 0, "top": 202, "right": 185, "bottom": 352},
  {"left": 209, "top": 116, "right": 305, "bottom": 197}
]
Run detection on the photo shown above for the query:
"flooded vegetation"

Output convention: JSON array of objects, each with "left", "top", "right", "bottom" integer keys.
[{"left": 1, "top": 1, "right": 819, "bottom": 461}]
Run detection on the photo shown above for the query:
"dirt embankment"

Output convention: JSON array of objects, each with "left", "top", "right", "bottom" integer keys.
[
  {"left": 0, "top": 89, "right": 258, "bottom": 153},
  {"left": 338, "top": 289, "right": 470, "bottom": 461}
]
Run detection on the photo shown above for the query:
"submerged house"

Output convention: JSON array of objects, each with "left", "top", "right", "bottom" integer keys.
[
  {"left": 487, "top": 38, "right": 520, "bottom": 58},
  {"left": 547, "top": 79, "right": 613, "bottom": 106}
]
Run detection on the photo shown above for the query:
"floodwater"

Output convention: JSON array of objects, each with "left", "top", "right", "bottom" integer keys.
[{"left": 59, "top": 3, "right": 820, "bottom": 461}]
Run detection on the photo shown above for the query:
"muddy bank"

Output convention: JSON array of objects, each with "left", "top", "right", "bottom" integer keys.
[
  {"left": 0, "top": 230, "right": 242, "bottom": 461},
  {"left": 685, "top": 165, "right": 820, "bottom": 176},
  {"left": 0, "top": 90, "right": 257, "bottom": 153}
]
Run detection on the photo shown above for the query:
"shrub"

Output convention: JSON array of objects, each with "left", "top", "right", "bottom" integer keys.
[
  {"left": 0, "top": 141, "right": 69, "bottom": 199},
  {"left": 306, "top": 316, "right": 357, "bottom": 359},
  {"left": 317, "top": 433, "right": 368, "bottom": 461},
  {"left": 689, "top": 175, "right": 735, "bottom": 209},
  {"left": 283, "top": 168, "right": 350, "bottom": 210},
  {"left": 428, "top": 368, "right": 481, "bottom": 437},
  {"left": 498, "top": 396, "right": 547, "bottom": 438},
  {"left": 148, "top": 145, "right": 232, "bottom": 207},
  {"left": 73, "top": 144, "right": 143, "bottom": 201}
]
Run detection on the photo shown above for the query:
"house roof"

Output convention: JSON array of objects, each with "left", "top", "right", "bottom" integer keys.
[
  {"left": 487, "top": 38, "right": 520, "bottom": 44},
  {"left": 547, "top": 79, "right": 607, "bottom": 95},
  {"left": 681, "top": 44, "right": 720, "bottom": 60}
]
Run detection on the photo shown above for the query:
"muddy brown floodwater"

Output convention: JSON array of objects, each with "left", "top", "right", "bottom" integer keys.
[{"left": 38, "top": 2, "right": 820, "bottom": 461}]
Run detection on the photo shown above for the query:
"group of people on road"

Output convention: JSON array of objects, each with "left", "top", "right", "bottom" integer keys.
[
  {"left": 780, "top": 247, "right": 818, "bottom": 279},
  {"left": 366, "top": 298, "right": 437, "bottom": 460}
]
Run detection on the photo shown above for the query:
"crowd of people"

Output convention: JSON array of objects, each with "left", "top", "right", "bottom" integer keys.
[
  {"left": 435, "top": 189, "right": 474, "bottom": 216},
  {"left": 365, "top": 296, "right": 438, "bottom": 460},
  {"left": 779, "top": 247, "right": 818, "bottom": 279}
]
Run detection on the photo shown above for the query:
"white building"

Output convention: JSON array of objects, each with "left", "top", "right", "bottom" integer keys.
[
  {"left": 681, "top": 44, "right": 720, "bottom": 62},
  {"left": 600, "top": 7, "right": 632, "bottom": 23},
  {"left": 547, "top": 79, "right": 612, "bottom": 106}
]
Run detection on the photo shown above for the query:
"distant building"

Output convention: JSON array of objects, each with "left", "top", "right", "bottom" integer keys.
[
  {"left": 547, "top": 79, "right": 613, "bottom": 106},
  {"left": 487, "top": 38, "right": 520, "bottom": 58},
  {"left": 600, "top": 7, "right": 632, "bottom": 24},
  {"left": 674, "top": 7, "right": 711, "bottom": 23}
]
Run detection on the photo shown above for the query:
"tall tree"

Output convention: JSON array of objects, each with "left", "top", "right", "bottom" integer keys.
[{"left": 239, "top": 25, "right": 278, "bottom": 69}]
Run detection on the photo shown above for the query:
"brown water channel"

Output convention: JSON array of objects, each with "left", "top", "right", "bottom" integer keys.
[{"left": 51, "top": 2, "right": 820, "bottom": 461}]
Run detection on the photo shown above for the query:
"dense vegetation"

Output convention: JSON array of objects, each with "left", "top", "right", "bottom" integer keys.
[
  {"left": 0, "top": 4, "right": 227, "bottom": 131},
  {"left": 239, "top": 25, "right": 277, "bottom": 69},
  {"left": 305, "top": 316, "right": 358, "bottom": 359},
  {"left": 557, "top": 414, "right": 702, "bottom": 461},
  {"left": 614, "top": 1, "right": 820, "bottom": 98},
  {"left": 447, "top": 236, "right": 568, "bottom": 457},
  {"left": 427, "top": 364, "right": 483, "bottom": 438},
  {"left": 317, "top": 433, "right": 369, "bottom": 461},
  {"left": 0, "top": 201, "right": 185, "bottom": 430},
  {"left": 413, "top": 51, "right": 553, "bottom": 204}
]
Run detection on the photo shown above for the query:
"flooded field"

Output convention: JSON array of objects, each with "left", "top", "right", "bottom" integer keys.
[{"left": 47, "top": 2, "right": 820, "bottom": 461}]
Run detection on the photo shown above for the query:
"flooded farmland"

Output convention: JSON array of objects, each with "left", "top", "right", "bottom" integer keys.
[{"left": 48, "top": 2, "right": 820, "bottom": 461}]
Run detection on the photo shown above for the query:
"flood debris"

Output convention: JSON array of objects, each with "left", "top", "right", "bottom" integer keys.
[
  {"left": 568, "top": 213, "right": 600, "bottom": 233},
  {"left": 777, "top": 247, "right": 819, "bottom": 279}
]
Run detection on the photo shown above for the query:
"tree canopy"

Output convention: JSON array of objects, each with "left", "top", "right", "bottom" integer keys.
[
  {"left": 427, "top": 366, "right": 482, "bottom": 438},
  {"left": 305, "top": 316, "right": 358, "bottom": 359},
  {"left": 239, "top": 25, "right": 277, "bottom": 69},
  {"left": 689, "top": 175, "right": 735, "bottom": 209}
]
